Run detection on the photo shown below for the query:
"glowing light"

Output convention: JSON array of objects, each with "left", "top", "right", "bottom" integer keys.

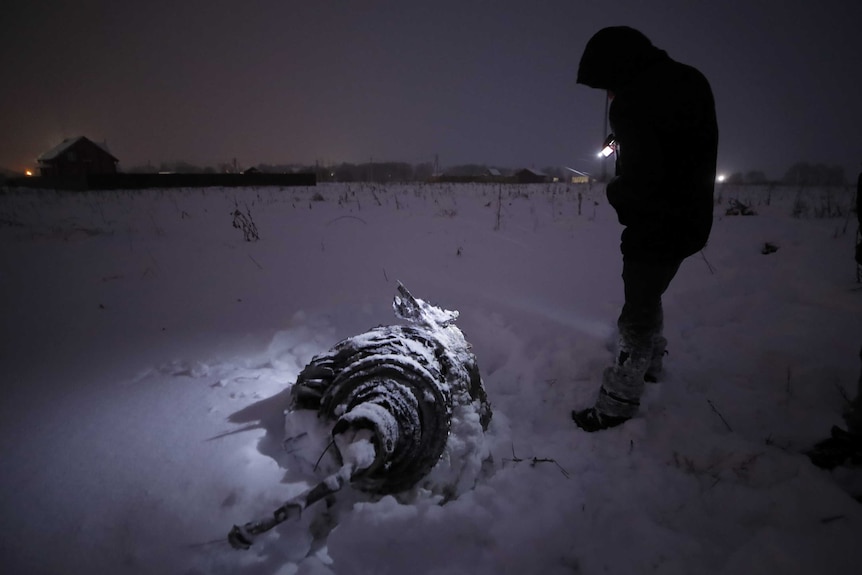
[
  {"left": 25, "top": 170, "right": 33, "bottom": 176},
  {"left": 716, "top": 174, "right": 726, "bottom": 183},
  {"left": 598, "top": 134, "right": 616, "bottom": 158}
]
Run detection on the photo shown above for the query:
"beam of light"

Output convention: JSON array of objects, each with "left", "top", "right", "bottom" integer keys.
[
  {"left": 564, "top": 166, "right": 590, "bottom": 177},
  {"left": 482, "top": 291, "right": 613, "bottom": 341},
  {"left": 521, "top": 299, "right": 612, "bottom": 340}
]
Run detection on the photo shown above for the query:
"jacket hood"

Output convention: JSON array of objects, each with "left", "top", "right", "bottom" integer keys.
[{"left": 577, "top": 26, "right": 667, "bottom": 92}]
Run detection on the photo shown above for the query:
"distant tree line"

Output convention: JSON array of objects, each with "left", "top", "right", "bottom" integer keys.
[
  {"left": 722, "top": 162, "right": 848, "bottom": 186},
  {"left": 310, "top": 162, "right": 434, "bottom": 182},
  {"left": 117, "top": 159, "right": 850, "bottom": 186},
  {"left": 780, "top": 162, "right": 847, "bottom": 186},
  {"left": 721, "top": 171, "right": 770, "bottom": 185},
  {"left": 122, "top": 160, "right": 573, "bottom": 183}
]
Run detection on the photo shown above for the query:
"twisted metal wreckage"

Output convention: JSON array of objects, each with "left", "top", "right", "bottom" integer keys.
[{"left": 229, "top": 285, "right": 493, "bottom": 549}]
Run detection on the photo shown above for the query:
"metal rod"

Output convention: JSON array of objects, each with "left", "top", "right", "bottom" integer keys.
[{"left": 228, "top": 467, "right": 350, "bottom": 550}]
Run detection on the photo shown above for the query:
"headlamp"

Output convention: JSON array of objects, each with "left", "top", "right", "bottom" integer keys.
[{"left": 598, "top": 133, "right": 616, "bottom": 158}]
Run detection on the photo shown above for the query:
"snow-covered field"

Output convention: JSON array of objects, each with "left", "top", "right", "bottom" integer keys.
[{"left": 1, "top": 181, "right": 860, "bottom": 575}]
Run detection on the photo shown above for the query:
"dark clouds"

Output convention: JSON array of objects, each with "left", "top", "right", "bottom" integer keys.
[{"left": 2, "top": 0, "right": 861, "bottom": 179}]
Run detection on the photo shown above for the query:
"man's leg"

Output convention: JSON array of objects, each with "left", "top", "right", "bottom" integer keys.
[
  {"left": 646, "top": 334, "right": 668, "bottom": 383},
  {"left": 574, "top": 257, "right": 682, "bottom": 431}
]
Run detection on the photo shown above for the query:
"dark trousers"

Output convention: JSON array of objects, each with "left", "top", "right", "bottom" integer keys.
[
  {"left": 596, "top": 257, "right": 683, "bottom": 417},
  {"left": 619, "top": 258, "right": 682, "bottom": 351}
]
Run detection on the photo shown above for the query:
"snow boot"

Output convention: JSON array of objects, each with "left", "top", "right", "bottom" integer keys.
[
  {"left": 594, "top": 350, "right": 648, "bottom": 418},
  {"left": 644, "top": 336, "right": 668, "bottom": 383},
  {"left": 572, "top": 407, "right": 630, "bottom": 432},
  {"left": 573, "top": 384, "right": 637, "bottom": 432}
]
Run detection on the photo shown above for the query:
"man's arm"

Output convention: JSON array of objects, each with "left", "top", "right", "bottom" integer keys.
[{"left": 606, "top": 100, "right": 668, "bottom": 226}]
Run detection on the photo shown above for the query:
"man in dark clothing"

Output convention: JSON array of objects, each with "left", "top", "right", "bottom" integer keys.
[{"left": 572, "top": 27, "right": 719, "bottom": 431}]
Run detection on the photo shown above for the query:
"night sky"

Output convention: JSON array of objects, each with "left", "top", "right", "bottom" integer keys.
[{"left": 3, "top": 0, "right": 861, "bottom": 180}]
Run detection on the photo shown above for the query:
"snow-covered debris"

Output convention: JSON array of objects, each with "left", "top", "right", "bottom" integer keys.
[{"left": 229, "top": 285, "right": 492, "bottom": 549}]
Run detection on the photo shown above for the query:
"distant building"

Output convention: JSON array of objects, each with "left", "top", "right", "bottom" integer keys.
[
  {"left": 567, "top": 168, "right": 591, "bottom": 184},
  {"left": 514, "top": 168, "right": 547, "bottom": 184},
  {"left": 38, "top": 136, "right": 118, "bottom": 178}
]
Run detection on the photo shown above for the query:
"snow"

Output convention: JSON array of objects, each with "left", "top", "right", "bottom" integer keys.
[
  {"left": 334, "top": 401, "right": 398, "bottom": 465},
  {"left": 334, "top": 429, "right": 377, "bottom": 474},
  {"left": 0, "top": 181, "right": 860, "bottom": 574}
]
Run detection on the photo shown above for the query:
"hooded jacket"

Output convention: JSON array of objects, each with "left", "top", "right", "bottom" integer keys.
[{"left": 578, "top": 27, "right": 718, "bottom": 260}]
